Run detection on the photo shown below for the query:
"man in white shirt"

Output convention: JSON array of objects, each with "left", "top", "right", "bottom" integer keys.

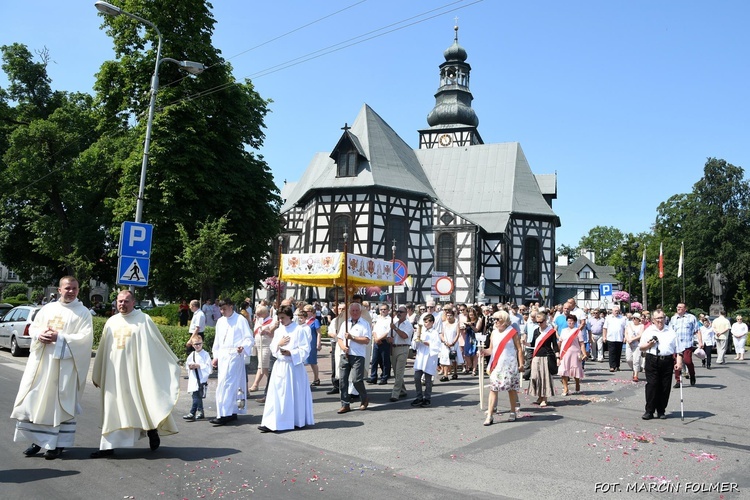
[
  {"left": 368, "top": 303, "right": 392, "bottom": 385},
  {"left": 186, "top": 299, "right": 206, "bottom": 355},
  {"left": 389, "top": 306, "right": 414, "bottom": 402},
  {"left": 639, "top": 310, "right": 683, "bottom": 420},
  {"left": 337, "top": 302, "right": 371, "bottom": 414},
  {"left": 603, "top": 305, "right": 628, "bottom": 372}
]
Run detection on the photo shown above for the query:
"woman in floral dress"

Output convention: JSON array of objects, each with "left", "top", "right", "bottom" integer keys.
[{"left": 482, "top": 310, "right": 524, "bottom": 425}]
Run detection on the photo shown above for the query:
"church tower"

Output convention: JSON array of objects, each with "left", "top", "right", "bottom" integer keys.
[{"left": 419, "top": 26, "right": 483, "bottom": 149}]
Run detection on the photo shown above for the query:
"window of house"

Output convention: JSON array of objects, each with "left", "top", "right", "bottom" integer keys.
[
  {"left": 336, "top": 150, "right": 358, "bottom": 177},
  {"left": 330, "top": 215, "right": 352, "bottom": 252},
  {"left": 583, "top": 289, "right": 592, "bottom": 300},
  {"left": 524, "top": 238, "right": 540, "bottom": 287},
  {"left": 385, "top": 216, "right": 407, "bottom": 262},
  {"left": 436, "top": 232, "right": 455, "bottom": 277}
]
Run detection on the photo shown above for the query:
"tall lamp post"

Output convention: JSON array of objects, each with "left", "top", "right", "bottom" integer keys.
[{"left": 95, "top": 1, "right": 206, "bottom": 225}]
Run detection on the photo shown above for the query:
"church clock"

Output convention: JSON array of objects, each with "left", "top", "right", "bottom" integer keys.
[{"left": 439, "top": 134, "right": 452, "bottom": 147}]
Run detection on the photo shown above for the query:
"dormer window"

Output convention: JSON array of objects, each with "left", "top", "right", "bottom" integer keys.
[{"left": 337, "top": 149, "right": 358, "bottom": 177}]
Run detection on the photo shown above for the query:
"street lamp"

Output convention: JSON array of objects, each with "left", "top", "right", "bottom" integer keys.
[{"left": 94, "top": 1, "right": 206, "bottom": 224}]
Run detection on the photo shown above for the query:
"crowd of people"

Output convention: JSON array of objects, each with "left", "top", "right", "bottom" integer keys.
[{"left": 10, "top": 281, "right": 749, "bottom": 459}]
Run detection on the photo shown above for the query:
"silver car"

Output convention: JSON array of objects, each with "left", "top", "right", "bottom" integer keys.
[{"left": 0, "top": 305, "right": 40, "bottom": 356}]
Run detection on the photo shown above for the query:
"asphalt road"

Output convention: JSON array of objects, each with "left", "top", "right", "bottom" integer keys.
[{"left": 0, "top": 347, "right": 748, "bottom": 500}]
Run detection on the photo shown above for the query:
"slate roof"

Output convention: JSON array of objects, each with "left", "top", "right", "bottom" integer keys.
[
  {"left": 555, "top": 255, "right": 618, "bottom": 285},
  {"left": 280, "top": 105, "right": 559, "bottom": 235}
]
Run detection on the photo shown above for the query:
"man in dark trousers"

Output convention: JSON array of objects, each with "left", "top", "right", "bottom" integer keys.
[{"left": 639, "top": 310, "right": 683, "bottom": 420}]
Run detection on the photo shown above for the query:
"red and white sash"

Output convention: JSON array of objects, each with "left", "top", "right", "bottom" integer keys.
[
  {"left": 532, "top": 326, "right": 557, "bottom": 357},
  {"left": 559, "top": 328, "right": 580, "bottom": 359},
  {"left": 488, "top": 327, "right": 518, "bottom": 372},
  {"left": 255, "top": 316, "right": 273, "bottom": 335}
]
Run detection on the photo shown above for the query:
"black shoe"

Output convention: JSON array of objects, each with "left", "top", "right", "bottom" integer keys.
[
  {"left": 690, "top": 375, "right": 696, "bottom": 386},
  {"left": 44, "top": 447, "right": 64, "bottom": 460},
  {"left": 389, "top": 397, "right": 398, "bottom": 402},
  {"left": 450, "top": 374, "right": 458, "bottom": 380},
  {"left": 707, "top": 366, "right": 712, "bottom": 370},
  {"left": 411, "top": 397, "right": 424, "bottom": 407},
  {"left": 420, "top": 399, "right": 431, "bottom": 407},
  {"left": 90, "top": 449, "right": 115, "bottom": 458},
  {"left": 439, "top": 376, "right": 449, "bottom": 382},
  {"left": 229, "top": 414, "right": 238, "bottom": 421},
  {"left": 641, "top": 412, "right": 654, "bottom": 420},
  {"left": 195, "top": 412, "right": 204, "bottom": 420},
  {"left": 366, "top": 379, "right": 376, "bottom": 385},
  {"left": 210, "top": 417, "right": 230, "bottom": 426},
  {"left": 673, "top": 382, "right": 680, "bottom": 389},
  {"left": 183, "top": 413, "right": 196, "bottom": 420},
  {"left": 377, "top": 379, "right": 387, "bottom": 385},
  {"left": 326, "top": 388, "right": 339, "bottom": 395},
  {"left": 658, "top": 413, "right": 667, "bottom": 420},
  {"left": 147, "top": 429, "right": 160, "bottom": 451},
  {"left": 257, "top": 425, "right": 273, "bottom": 433},
  {"left": 23, "top": 444, "right": 41, "bottom": 456}
]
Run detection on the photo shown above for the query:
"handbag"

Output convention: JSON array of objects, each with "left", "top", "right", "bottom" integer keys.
[{"left": 449, "top": 349, "right": 457, "bottom": 361}]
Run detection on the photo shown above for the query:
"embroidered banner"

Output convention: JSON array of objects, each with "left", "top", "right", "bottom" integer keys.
[{"left": 280, "top": 252, "right": 394, "bottom": 287}]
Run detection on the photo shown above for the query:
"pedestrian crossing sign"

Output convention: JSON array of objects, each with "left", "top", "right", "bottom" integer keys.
[{"left": 117, "top": 256, "right": 150, "bottom": 286}]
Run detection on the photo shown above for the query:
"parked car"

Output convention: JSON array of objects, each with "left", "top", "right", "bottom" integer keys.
[
  {"left": 0, "top": 305, "right": 40, "bottom": 356},
  {"left": 0, "top": 303, "right": 13, "bottom": 317}
]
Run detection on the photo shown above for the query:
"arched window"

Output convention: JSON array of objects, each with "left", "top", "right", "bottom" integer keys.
[
  {"left": 436, "top": 232, "right": 455, "bottom": 277},
  {"left": 524, "top": 238, "right": 540, "bottom": 287},
  {"left": 330, "top": 215, "right": 352, "bottom": 252}
]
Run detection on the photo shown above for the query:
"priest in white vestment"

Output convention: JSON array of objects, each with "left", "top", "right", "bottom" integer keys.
[
  {"left": 258, "top": 305, "right": 315, "bottom": 432},
  {"left": 91, "top": 290, "right": 180, "bottom": 458},
  {"left": 11, "top": 276, "right": 93, "bottom": 460},
  {"left": 210, "top": 297, "right": 254, "bottom": 426}
]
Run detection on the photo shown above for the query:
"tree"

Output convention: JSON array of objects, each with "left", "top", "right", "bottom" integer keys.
[
  {"left": 175, "top": 214, "right": 243, "bottom": 298},
  {"left": 654, "top": 158, "right": 750, "bottom": 310},
  {"left": 0, "top": 44, "right": 118, "bottom": 290},
  {"left": 94, "top": 0, "right": 281, "bottom": 300},
  {"left": 556, "top": 244, "right": 578, "bottom": 262},
  {"left": 577, "top": 226, "right": 624, "bottom": 265}
]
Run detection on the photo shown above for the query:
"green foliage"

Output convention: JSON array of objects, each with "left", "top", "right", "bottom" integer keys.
[
  {"left": 176, "top": 214, "right": 243, "bottom": 298},
  {"left": 150, "top": 316, "right": 170, "bottom": 325},
  {"left": 319, "top": 325, "right": 329, "bottom": 338},
  {"left": 146, "top": 304, "right": 180, "bottom": 325},
  {"left": 2, "top": 283, "right": 29, "bottom": 299},
  {"left": 578, "top": 226, "right": 625, "bottom": 265},
  {"left": 735, "top": 281, "right": 750, "bottom": 310},
  {"left": 95, "top": 0, "right": 281, "bottom": 301}
]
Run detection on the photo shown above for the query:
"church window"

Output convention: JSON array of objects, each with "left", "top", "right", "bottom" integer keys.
[
  {"left": 386, "top": 216, "right": 408, "bottom": 262},
  {"left": 336, "top": 150, "right": 358, "bottom": 177},
  {"left": 436, "top": 232, "right": 455, "bottom": 277},
  {"left": 304, "top": 220, "right": 311, "bottom": 251},
  {"left": 524, "top": 238, "right": 540, "bottom": 287},
  {"left": 330, "top": 215, "right": 352, "bottom": 252}
]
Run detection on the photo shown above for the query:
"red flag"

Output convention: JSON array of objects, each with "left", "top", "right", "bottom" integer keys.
[{"left": 658, "top": 242, "right": 664, "bottom": 279}]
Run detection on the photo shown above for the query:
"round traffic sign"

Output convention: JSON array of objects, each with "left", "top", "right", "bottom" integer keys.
[
  {"left": 434, "top": 276, "right": 454, "bottom": 295},
  {"left": 393, "top": 259, "right": 408, "bottom": 285}
]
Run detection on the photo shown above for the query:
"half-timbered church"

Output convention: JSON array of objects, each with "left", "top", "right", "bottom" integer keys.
[{"left": 279, "top": 27, "right": 559, "bottom": 305}]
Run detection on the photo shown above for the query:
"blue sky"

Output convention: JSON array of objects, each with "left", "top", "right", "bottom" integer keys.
[{"left": 1, "top": 1, "right": 748, "bottom": 248}]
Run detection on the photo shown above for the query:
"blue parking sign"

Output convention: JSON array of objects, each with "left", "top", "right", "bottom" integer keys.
[
  {"left": 119, "top": 222, "right": 153, "bottom": 258},
  {"left": 599, "top": 283, "right": 613, "bottom": 296}
]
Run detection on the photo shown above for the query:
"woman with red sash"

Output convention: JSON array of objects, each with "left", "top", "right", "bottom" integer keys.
[
  {"left": 558, "top": 314, "right": 586, "bottom": 395},
  {"left": 529, "top": 311, "right": 559, "bottom": 407},
  {"left": 482, "top": 311, "right": 524, "bottom": 425}
]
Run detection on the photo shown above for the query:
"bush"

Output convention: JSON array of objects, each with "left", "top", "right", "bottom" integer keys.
[
  {"left": 150, "top": 316, "right": 170, "bottom": 325},
  {"left": 3, "top": 283, "right": 29, "bottom": 300},
  {"left": 146, "top": 304, "right": 180, "bottom": 325},
  {"left": 319, "top": 325, "right": 328, "bottom": 338}
]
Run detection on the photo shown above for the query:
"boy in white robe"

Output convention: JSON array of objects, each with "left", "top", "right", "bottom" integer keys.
[
  {"left": 184, "top": 334, "right": 213, "bottom": 420},
  {"left": 411, "top": 313, "right": 441, "bottom": 407},
  {"left": 210, "top": 298, "right": 254, "bottom": 426}
]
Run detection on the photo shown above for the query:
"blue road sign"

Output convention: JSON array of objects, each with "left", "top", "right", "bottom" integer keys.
[
  {"left": 393, "top": 259, "right": 407, "bottom": 285},
  {"left": 117, "top": 256, "right": 150, "bottom": 287},
  {"left": 599, "top": 283, "right": 613, "bottom": 297},
  {"left": 119, "top": 221, "right": 153, "bottom": 258}
]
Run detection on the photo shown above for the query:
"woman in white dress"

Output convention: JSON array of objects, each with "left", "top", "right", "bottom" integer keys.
[
  {"left": 439, "top": 306, "right": 463, "bottom": 381},
  {"left": 482, "top": 311, "right": 524, "bottom": 425},
  {"left": 731, "top": 316, "right": 748, "bottom": 361},
  {"left": 258, "top": 305, "right": 315, "bottom": 433},
  {"left": 625, "top": 313, "right": 645, "bottom": 382}
]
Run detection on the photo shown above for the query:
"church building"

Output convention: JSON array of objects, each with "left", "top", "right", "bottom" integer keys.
[{"left": 278, "top": 27, "right": 559, "bottom": 305}]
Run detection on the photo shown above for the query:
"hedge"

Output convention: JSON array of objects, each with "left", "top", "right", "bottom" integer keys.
[{"left": 92, "top": 315, "right": 215, "bottom": 364}]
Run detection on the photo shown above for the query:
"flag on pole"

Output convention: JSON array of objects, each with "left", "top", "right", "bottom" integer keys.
[
  {"left": 677, "top": 242, "right": 684, "bottom": 277},
  {"left": 658, "top": 243, "right": 664, "bottom": 278},
  {"left": 639, "top": 247, "right": 647, "bottom": 281}
]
